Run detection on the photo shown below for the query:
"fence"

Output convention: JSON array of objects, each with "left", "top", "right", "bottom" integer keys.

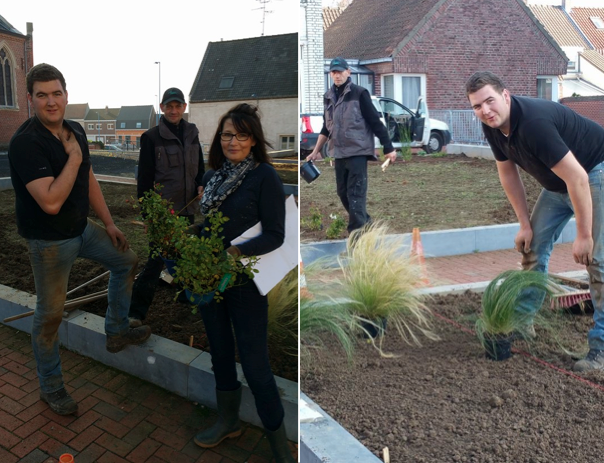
[{"left": 430, "top": 110, "right": 487, "bottom": 145}]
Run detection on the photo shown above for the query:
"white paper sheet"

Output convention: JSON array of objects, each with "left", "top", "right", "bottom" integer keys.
[{"left": 231, "top": 194, "right": 299, "bottom": 295}]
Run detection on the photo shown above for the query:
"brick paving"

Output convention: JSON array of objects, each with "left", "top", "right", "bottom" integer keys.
[{"left": 0, "top": 325, "right": 297, "bottom": 462}]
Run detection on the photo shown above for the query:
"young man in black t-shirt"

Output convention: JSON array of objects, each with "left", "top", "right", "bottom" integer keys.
[
  {"left": 8, "top": 63, "right": 151, "bottom": 416},
  {"left": 466, "top": 71, "right": 604, "bottom": 372}
]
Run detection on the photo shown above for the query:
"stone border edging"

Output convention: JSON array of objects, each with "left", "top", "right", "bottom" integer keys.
[{"left": 0, "top": 284, "right": 298, "bottom": 441}]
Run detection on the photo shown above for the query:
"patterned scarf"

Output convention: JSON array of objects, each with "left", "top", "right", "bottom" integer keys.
[{"left": 199, "top": 154, "right": 255, "bottom": 216}]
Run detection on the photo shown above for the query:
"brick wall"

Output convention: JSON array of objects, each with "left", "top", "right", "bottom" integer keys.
[
  {"left": 560, "top": 96, "right": 604, "bottom": 128},
  {"left": 387, "top": 0, "right": 567, "bottom": 110},
  {"left": 0, "top": 28, "right": 34, "bottom": 149}
]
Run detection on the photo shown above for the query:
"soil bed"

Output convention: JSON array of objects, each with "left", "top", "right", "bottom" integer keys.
[
  {"left": 0, "top": 155, "right": 297, "bottom": 382},
  {"left": 302, "top": 292, "right": 604, "bottom": 462}
]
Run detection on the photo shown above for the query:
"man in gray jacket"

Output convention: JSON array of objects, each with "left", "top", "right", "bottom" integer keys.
[
  {"left": 307, "top": 57, "right": 396, "bottom": 233},
  {"left": 129, "top": 87, "right": 205, "bottom": 326}
]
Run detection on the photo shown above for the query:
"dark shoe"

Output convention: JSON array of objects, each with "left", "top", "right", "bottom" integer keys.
[
  {"left": 40, "top": 388, "right": 78, "bottom": 415},
  {"left": 128, "top": 317, "right": 143, "bottom": 328},
  {"left": 194, "top": 386, "right": 242, "bottom": 448},
  {"left": 573, "top": 349, "right": 604, "bottom": 372},
  {"left": 266, "top": 421, "right": 296, "bottom": 462},
  {"left": 106, "top": 325, "right": 152, "bottom": 353}
]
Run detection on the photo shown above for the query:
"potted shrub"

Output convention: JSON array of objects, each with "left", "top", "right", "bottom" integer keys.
[
  {"left": 476, "top": 269, "right": 556, "bottom": 361},
  {"left": 172, "top": 211, "right": 258, "bottom": 312},
  {"left": 337, "top": 223, "right": 438, "bottom": 349}
]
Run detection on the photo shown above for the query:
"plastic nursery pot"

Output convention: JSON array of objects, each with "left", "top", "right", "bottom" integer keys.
[
  {"left": 161, "top": 257, "right": 177, "bottom": 276},
  {"left": 184, "top": 288, "right": 215, "bottom": 308},
  {"left": 300, "top": 160, "right": 321, "bottom": 184},
  {"left": 483, "top": 333, "right": 513, "bottom": 361},
  {"left": 59, "top": 454, "right": 75, "bottom": 463},
  {"left": 361, "top": 317, "right": 387, "bottom": 339}
]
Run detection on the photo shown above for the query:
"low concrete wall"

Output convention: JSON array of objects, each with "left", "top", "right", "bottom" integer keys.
[
  {"left": 0, "top": 177, "right": 12, "bottom": 191},
  {"left": 447, "top": 143, "right": 494, "bottom": 160},
  {"left": 0, "top": 284, "right": 298, "bottom": 441}
]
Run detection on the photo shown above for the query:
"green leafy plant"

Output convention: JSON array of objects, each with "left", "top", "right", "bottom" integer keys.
[
  {"left": 337, "top": 222, "right": 438, "bottom": 347},
  {"left": 326, "top": 213, "right": 346, "bottom": 239},
  {"left": 475, "top": 269, "right": 557, "bottom": 340},
  {"left": 172, "top": 211, "right": 258, "bottom": 311},
  {"left": 132, "top": 185, "right": 190, "bottom": 260},
  {"left": 303, "top": 206, "right": 323, "bottom": 231},
  {"left": 398, "top": 124, "right": 413, "bottom": 161}
]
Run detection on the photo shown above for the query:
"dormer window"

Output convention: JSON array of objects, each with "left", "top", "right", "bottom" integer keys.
[
  {"left": 219, "top": 77, "right": 234, "bottom": 89},
  {"left": 590, "top": 16, "right": 604, "bottom": 29}
]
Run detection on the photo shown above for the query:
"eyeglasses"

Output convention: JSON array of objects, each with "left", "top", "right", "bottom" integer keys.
[{"left": 220, "top": 132, "right": 250, "bottom": 142}]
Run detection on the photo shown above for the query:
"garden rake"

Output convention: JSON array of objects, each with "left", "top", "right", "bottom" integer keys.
[{"left": 549, "top": 273, "right": 591, "bottom": 310}]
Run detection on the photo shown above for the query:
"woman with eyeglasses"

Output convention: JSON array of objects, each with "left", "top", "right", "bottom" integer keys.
[{"left": 193, "top": 103, "right": 294, "bottom": 462}]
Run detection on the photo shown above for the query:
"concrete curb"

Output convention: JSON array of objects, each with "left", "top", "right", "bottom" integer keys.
[
  {"left": 0, "top": 177, "right": 12, "bottom": 191},
  {"left": 0, "top": 284, "right": 298, "bottom": 441},
  {"left": 301, "top": 220, "right": 577, "bottom": 265}
]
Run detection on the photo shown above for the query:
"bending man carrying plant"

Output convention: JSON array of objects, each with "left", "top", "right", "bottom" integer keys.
[{"left": 466, "top": 71, "right": 604, "bottom": 372}]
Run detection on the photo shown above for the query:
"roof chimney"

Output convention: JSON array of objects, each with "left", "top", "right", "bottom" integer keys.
[{"left": 562, "top": 0, "right": 572, "bottom": 13}]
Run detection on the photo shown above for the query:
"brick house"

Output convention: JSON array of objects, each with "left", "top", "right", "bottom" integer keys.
[
  {"left": 115, "top": 105, "right": 156, "bottom": 149},
  {"left": 323, "top": 0, "right": 568, "bottom": 110},
  {"left": 0, "top": 15, "right": 33, "bottom": 149},
  {"left": 84, "top": 106, "right": 119, "bottom": 144},
  {"left": 189, "top": 33, "right": 297, "bottom": 153}
]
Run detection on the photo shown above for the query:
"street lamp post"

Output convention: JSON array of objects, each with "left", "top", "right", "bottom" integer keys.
[
  {"left": 155, "top": 61, "right": 161, "bottom": 125},
  {"left": 96, "top": 112, "right": 100, "bottom": 145}
]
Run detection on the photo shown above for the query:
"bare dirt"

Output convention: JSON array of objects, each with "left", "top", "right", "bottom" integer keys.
[
  {"left": 301, "top": 291, "right": 604, "bottom": 463},
  {"left": 0, "top": 154, "right": 298, "bottom": 382},
  {"left": 300, "top": 154, "right": 543, "bottom": 242}
]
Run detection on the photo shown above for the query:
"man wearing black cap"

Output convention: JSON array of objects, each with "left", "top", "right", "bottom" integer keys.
[
  {"left": 128, "top": 87, "right": 205, "bottom": 327},
  {"left": 306, "top": 57, "right": 396, "bottom": 233}
]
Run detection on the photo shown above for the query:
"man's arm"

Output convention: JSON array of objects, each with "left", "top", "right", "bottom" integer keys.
[
  {"left": 195, "top": 145, "right": 206, "bottom": 197},
  {"left": 496, "top": 160, "right": 533, "bottom": 252},
  {"left": 89, "top": 168, "right": 129, "bottom": 251},
  {"left": 551, "top": 152, "right": 593, "bottom": 265},
  {"left": 25, "top": 128, "right": 82, "bottom": 215},
  {"left": 306, "top": 134, "right": 328, "bottom": 162},
  {"left": 358, "top": 90, "right": 396, "bottom": 163}
]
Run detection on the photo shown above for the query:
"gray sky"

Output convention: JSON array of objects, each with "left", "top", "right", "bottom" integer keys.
[{"left": 2, "top": 0, "right": 297, "bottom": 111}]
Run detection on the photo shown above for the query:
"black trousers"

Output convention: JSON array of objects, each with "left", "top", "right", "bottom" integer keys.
[{"left": 335, "top": 156, "right": 371, "bottom": 233}]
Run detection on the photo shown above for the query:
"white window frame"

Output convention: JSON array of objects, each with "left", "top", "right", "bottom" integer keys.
[
  {"left": 380, "top": 73, "right": 427, "bottom": 105},
  {"left": 590, "top": 16, "right": 604, "bottom": 29},
  {"left": 107, "top": 123, "right": 114, "bottom": 129},
  {"left": 280, "top": 135, "right": 295, "bottom": 150},
  {"left": 536, "top": 75, "right": 558, "bottom": 101},
  {"left": 96, "top": 123, "right": 101, "bottom": 130},
  {"left": 88, "top": 124, "right": 94, "bottom": 130},
  {"left": 136, "top": 122, "right": 142, "bottom": 129}
]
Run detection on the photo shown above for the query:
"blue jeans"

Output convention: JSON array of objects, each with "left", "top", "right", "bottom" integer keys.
[
  {"left": 518, "top": 161, "right": 604, "bottom": 349},
  {"left": 199, "top": 276, "right": 284, "bottom": 431},
  {"left": 26, "top": 219, "right": 138, "bottom": 393}
]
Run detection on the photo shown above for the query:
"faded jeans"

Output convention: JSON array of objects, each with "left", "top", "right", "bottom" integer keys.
[
  {"left": 26, "top": 219, "right": 138, "bottom": 393},
  {"left": 517, "top": 161, "right": 604, "bottom": 349},
  {"left": 199, "top": 275, "right": 284, "bottom": 431}
]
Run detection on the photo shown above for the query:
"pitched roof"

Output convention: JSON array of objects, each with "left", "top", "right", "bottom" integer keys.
[
  {"left": 323, "top": 7, "right": 344, "bottom": 31},
  {"left": 528, "top": 5, "right": 590, "bottom": 48},
  {"left": 116, "top": 105, "right": 155, "bottom": 130},
  {"left": 189, "top": 33, "right": 297, "bottom": 103},
  {"left": 65, "top": 104, "right": 89, "bottom": 120},
  {"left": 570, "top": 7, "right": 604, "bottom": 50},
  {"left": 0, "top": 14, "right": 23, "bottom": 36},
  {"left": 85, "top": 107, "right": 120, "bottom": 121},
  {"left": 580, "top": 49, "right": 604, "bottom": 73}
]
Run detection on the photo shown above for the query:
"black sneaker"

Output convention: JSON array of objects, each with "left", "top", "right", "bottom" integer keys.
[
  {"left": 40, "top": 387, "right": 78, "bottom": 415},
  {"left": 573, "top": 349, "right": 604, "bottom": 372},
  {"left": 106, "top": 325, "right": 152, "bottom": 353}
]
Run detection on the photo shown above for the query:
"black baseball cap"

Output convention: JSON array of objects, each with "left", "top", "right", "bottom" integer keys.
[
  {"left": 161, "top": 87, "right": 186, "bottom": 105},
  {"left": 329, "top": 57, "right": 349, "bottom": 71}
]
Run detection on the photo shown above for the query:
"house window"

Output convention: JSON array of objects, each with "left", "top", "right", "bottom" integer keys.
[
  {"left": 590, "top": 16, "right": 604, "bottom": 29},
  {"left": 219, "top": 77, "right": 234, "bottom": 89},
  {"left": 0, "top": 48, "right": 15, "bottom": 107},
  {"left": 107, "top": 123, "right": 113, "bottom": 129},
  {"left": 401, "top": 76, "right": 421, "bottom": 108},
  {"left": 120, "top": 123, "right": 126, "bottom": 128},
  {"left": 537, "top": 78, "right": 552, "bottom": 100},
  {"left": 280, "top": 135, "right": 295, "bottom": 150},
  {"left": 96, "top": 124, "right": 101, "bottom": 129},
  {"left": 383, "top": 75, "right": 394, "bottom": 98},
  {"left": 358, "top": 74, "right": 373, "bottom": 93},
  {"left": 88, "top": 124, "right": 94, "bottom": 130},
  {"left": 136, "top": 122, "right": 142, "bottom": 129}
]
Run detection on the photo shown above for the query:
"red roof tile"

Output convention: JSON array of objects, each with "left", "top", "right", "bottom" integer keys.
[
  {"left": 570, "top": 7, "right": 604, "bottom": 51},
  {"left": 529, "top": 5, "right": 590, "bottom": 48},
  {"left": 323, "top": 7, "right": 344, "bottom": 31}
]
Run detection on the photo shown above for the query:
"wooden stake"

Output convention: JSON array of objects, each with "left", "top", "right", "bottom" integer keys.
[
  {"left": 383, "top": 447, "right": 390, "bottom": 463},
  {"left": 189, "top": 336, "right": 194, "bottom": 347},
  {"left": 66, "top": 270, "right": 110, "bottom": 296}
]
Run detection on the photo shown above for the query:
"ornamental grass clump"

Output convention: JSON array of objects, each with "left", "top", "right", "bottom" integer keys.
[
  {"left": 172, "top": 212, "right": 258, "bottom": 310},
  {"left": 338, "top": 222, "right": 438, "bottom": 346},
  {"left": 267, "top": 267, "right": 299, "bottom": 356},
  {"left": 476, "top": 269, "right": 557, "bottom": 341}
]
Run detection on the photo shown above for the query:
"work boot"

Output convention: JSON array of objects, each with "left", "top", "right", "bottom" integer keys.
[
  {"left": 128, "top": 317, "right": 142, "bottom": 328},
  {"left": 573, "top": 349, "right": 604, "bottom": 372},
  {"left": 194, "top": 386, "right": 242, "bottom": 448},
  {"left": 106, "top": 325, "right": 152, "bottom": 353},
  {"left": 40, "top": 387, "right": 78, "bottom": 415},
  {"left": 265, "top": 421, "right": 296, "bottom": 462}
]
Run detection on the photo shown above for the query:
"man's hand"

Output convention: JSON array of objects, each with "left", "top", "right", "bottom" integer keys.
[
  {"left": 58, "top": 127, "right": 83, "bottom": 161},
  {"left": 384, "top": 150, "right": 397, "bottom": 164},
  {"left": 305, "top": 151, "right": 323, "bottom": 162},
  {"left": 515, "top": 224, "right": 533, "bottom": 253},
  {"left": 106, "top": 224, "right": 129, "bottom": 252},
  {"left": 573, "top": 236, "right": 593, "bottom": 266}
]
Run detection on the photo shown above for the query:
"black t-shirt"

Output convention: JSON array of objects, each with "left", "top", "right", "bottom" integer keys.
[
  {"left": 8, "top": 117, "right": 91, "bottom": 240},
  {"left": 484, "top": 96, "right": 604, "bottom": 193},
  {"left": 200, "top": 163, "right": 285, "bottom": 257}
]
